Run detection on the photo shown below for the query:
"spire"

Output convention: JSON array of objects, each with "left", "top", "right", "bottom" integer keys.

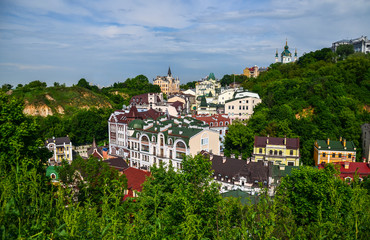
[
  {"left": 92, "top": 137, "right": 97, "bottom": 149},
  {"left": 286, "top": 38, "right": 288, "bottom": 46},
  {"left": 168, "top": 66, "right": 172, "bottom": 77},
  {"left": 295, "top": 48, "right": 297, "bottom": 57}
]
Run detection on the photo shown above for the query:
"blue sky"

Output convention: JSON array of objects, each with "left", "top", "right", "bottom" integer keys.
[{"left": 0, "top": 0, "right": 369, "bottom": 87}]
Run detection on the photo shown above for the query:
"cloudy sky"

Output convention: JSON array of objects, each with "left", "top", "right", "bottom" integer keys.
[{"left": 0, "top": 0, "right": 369, "bottom": 87}]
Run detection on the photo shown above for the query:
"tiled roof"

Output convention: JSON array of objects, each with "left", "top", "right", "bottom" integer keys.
[
  {"left": 45, "top": 136, "right": 71, "bottom": 146},
  {"left": 129, "top": 93, "right": 150, "bottom": 105},
  {"left": 254, "top": 136, "right": 299, "bottom": 149},
  {"left": 318, "top": 162, "right": 370, "bottom": 177},
  {"left": 316, "top": 139, "right": 356, "bottom": 151},
  {"left": 193, "top": 114, "right": 230, "bottom": 127},
  {"left": 123, "top": 167, "right": 151, "bottom": 192},
  {"left": 104, "top": 157, "right": 129, "bottom": 171}
]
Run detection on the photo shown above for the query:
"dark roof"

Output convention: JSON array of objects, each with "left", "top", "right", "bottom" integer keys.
[
  {"left": 170, "top": 101, "right": 184, "bottom": 110},
  {"left": 204, "top": 152, "right": 271, "bottom": 185},
  {"left": 254, "top": 136, "right": 299, "bottom": 149},
  {"left": 87, "top": 139, "right": 104, "bottom": 159},
  {"left": 129, "top": 93, "right": 150, "bottom": 105},
  {"left": 45, "top": 136, "right": 71, "bottom": 146},
  {"left": 104, "top": 157, "right": 129, "bottom": 171},
  {"left": 109, "top": 106, "right": 164, "bottom": 125}
]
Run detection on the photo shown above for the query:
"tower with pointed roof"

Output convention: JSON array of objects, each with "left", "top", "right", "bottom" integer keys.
[
  {"left": 275, "top": 40, "right": 297, "bottom": 64},
  {"left": 153, "top": 67, "right": 180, "bottom": 95}
]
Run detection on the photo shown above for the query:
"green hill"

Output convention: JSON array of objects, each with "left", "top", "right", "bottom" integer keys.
[
  {"left": 10, "top": 85, "right": 113, "bottom": 117},
  {"left": 243, "top": 50, "right": 370, "bottom": 165}
]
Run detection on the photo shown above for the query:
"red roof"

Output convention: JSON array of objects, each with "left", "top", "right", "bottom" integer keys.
[
  {"left": 318, "top": 162, "right": 370, "bottom": 178},
  {"left": 193, "top": 114, "right": 230, "bottom": 127},
  {"left": 109, "top": 106, "right": 164, "bottom": 125},
  {"left": 123, "top": 167, "right": 151, "bottom": 193},
  {"left": 254, "top": 136, "right": 299, "bottom": 149}
]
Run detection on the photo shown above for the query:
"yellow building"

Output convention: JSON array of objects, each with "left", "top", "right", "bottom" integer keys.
[
  {"left": 252, "top": 136, "right": 300, "bottom": 166},
  {"left": 314, "top": 138, "right": 356, "bottom": 166},
  {"left": 45, "top": 136, "right": 73, "bottom": 165},
  {"left": 243, "top": 66, "right": 259, "bottom": 78},
  {"left": 153, "top": 67, "right": 180, "bottom": 95}
]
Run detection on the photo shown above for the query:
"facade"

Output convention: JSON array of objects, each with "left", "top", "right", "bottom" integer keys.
[
  {"left": 129, "top": 92, "right": 179, "bottom": 116},
  {"left": 314, "top": 138, "right": 357, "bottom": 165},
  {"left": 243, "top": 65, "right": 259, "bottom": 78},
  {"left": 193, "top": 114, "right": 231, "bottom": 146},
  {"left": 318, "top": 162, "right": 370, "bottom": 182},
  {"left": 195, "top": 73, "right": 221, "bottom": 97},
  {"left": 275, "top": 40, "right": 297, "bottom": 63},
  {"left": 332, "top": 36, "right": 370, "bottom": 54},
  {"left": 218, "top": 88, "right": 236, "bottom": 105},
  {"left": 153, "top": 67, "right": 180, "bottom": 95},
  {"left": 108, "top": 105, "right": 164, "bottom": 158},
  {"left": 361, "top": 123, "right": 370, "bottom": 162},
  {"left": 45, "top": 136, "right": 73, "bottom": 165},
  {"left": 127, "top": 116, "right": 220, "bottom": 171},
  {"left": 224, "top": 90, "right": 261, "bottom": 121},
  {"left": 252, "top": 136, "right": 300, "bottom": 166}
]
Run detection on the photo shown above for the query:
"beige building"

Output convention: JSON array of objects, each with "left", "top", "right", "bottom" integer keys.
[
  {"left": 243, "top": 65, "right": 259, "bottom": 78},
  {"left": 45, "top": 136, "right": 73, "bottom": 165},
  {"left": 195, "top": 73, "right": 221, "bottom": 97},
  {"left": 153, "top": 67, "right": 180, "bottom": 95},
  {"left": 127, "top": 116, "right": 220, "bottom": 171},
  {"left": 224, "top": 90, "right": 261, "bottom": 121}
]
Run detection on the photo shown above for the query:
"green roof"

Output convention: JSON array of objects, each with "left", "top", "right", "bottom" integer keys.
[
  {"left": 316, "top": 139, "right": 356, "bottom": 151},
  {"left": 46, "top": 166, "right": 59, "bottom": 181},
  {"left": 222, "top": 190, "right": 259, "bottom": 205},
  {"left": 128, "top": 119, "right": 145, "bottom": 129}
]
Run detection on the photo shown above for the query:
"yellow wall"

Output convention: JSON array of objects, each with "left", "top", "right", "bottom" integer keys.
[{"left": 189, "top": 130, "right": 220, "bottom": 156}]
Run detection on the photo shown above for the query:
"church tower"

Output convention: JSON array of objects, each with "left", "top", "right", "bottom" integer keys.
[
  {"left": 275, "top": 39, "right": 297, "bottom": 64},
  {"left": 275, "top": 49, "right": 279, "bottom": 63}
]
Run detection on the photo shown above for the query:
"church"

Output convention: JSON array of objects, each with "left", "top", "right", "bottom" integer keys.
[{"left": 275, "top": 40, "right": 297, "bottom": 63}]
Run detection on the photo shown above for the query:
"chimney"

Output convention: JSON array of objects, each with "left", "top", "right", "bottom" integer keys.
[
  {"left": 231, "top": 153, "right": 235, "bottom": 158},
  {"left": 238, "top": 155, "right": 242, "bottom": 160},
  {"left": 343, "top": 139, "right": 346, "bottom": 147},
  {"left": 222, "top": 156, "right": 226, "bottom": 163},
  {"left": 340, "top": 136, "right": 342, "bottom": 142},
  {"left": 267, "top": 135, "right": 269, "bottom": 144},
  {"left": 210, "top": 153, "right": 213, "bottom": 160},
  {"left": 344, "top": 161, "right": 350, "bottom": 170},
  {"left": 284, "top": 135, "right": 286, "bottom": 145},
  {"left": 327, "top": 138, "right": 330, "bottom": 146}
]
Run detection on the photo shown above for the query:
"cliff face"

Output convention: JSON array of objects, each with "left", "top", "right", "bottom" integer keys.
[{"left": 14, "top": 87, "right": 113, "bottom": 117}]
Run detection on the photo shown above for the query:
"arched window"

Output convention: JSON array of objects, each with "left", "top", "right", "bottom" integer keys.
[
  {"left": 152, "top": 136, "right": 156, "bottom": 142},
  {"left": 220, "top": 122, "right": 223, "bottom": 126},
  {"left": 274, "top": 150, "right": 277, "bottom": 155},
  {"left": 168, "top": 138, "right": 173, "bottom": 145},
  {"left": 269, "top": 150, "right": 273, "bottom": 155},
  {"left": 210, "top": 122, "right": 213, "bottom": 127},
  {"left": 51, "top": 173, "right": 56, "bottom": 179},
  {"left": 279, "top": 150, "right": 282, "bottom": 156}
]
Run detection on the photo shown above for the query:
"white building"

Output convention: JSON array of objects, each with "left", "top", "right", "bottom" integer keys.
[
  {"left": 332, "top": 36, "right": 370, "bottom": 54},
  {"left": 224, "top": 90, "right": 261, "bottom": 121},
  {"left": 45, "top": 136, "right": 73, "bottom": 165},
  {"left": 275, "top": 40, "right": 297, "bottom": 64}
]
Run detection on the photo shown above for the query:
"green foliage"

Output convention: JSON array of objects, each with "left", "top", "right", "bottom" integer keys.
[
  {"left": 224, "top": 120, "right": 254, "bottom": 158},
  {"left": 336, "top": 44, "right": 355, "bottom": 60},
  {"left": 180, "top": 80, "right": 197, "bottom": 90}
]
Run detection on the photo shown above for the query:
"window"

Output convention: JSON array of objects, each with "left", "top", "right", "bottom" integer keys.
[
  {"left": 288, "top": 162, "right": 294, "bottom": 166},
  {"left": 290, "top": 150, "right": 293, "bottom": 155},
  {"left": 232, "top": 106, "right": 234, "bottom": 110},
  {"left": 51, "top": 173, "right": 56, "bottom": 179},
  {"left": 338, "top": 153, "right": 342, "bottom": 158},
  {"left": 274, "top": 150, "right": 277, "bottom": 155},
  {"left": 239, "top": 106, "right": 241, "bottom": 110},
  {"left": 332, "top": 153, "right": 335, "bottom": 158},
  {"left": 201, "top": 138, "right": 209, "bottom": 145},
  {"left": 239, "top": 101, "right": 241, "bottom": 103},
  {"left": 259, "top": 148, "right": 262, "bottom": 154},
  {"left": 220, "top": 122, "right": 223, "bottom": 126},
  {"left": 270, "top": 150, "right": 273, "bottom": 155},
  {"left": 219, "top": 130, "right": 222, "bottom": 134},
  {"left": 348, "top": 154, "right": 352, "bottom": 158},
  {"left": 323, "top": 152, "right": 326, "bottom": 157},
  {"left": 279, "top": 150, "right": 282, "bottom": 156},
  {"left": 228, "top": 106, "right": 230, "bottom": 109}
]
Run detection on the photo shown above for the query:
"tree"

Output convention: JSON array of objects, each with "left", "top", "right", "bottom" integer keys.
[
  {"left": 336, "top": 44, "right": 354, "bottom": 60},
  {"left": 223, "top": 120, "right": 254, "bottom": 158},
  {"left": 1, "top": 84, "right": 12, "bottom": 91},
  {"left": 77, "top": 78, "right": 90, "bottom": 89},
  {"left": 0, "top": 93, "right": 50, "bottom": 175}
]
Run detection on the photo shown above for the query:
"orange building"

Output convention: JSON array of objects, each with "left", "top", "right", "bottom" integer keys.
[{"left": 314, "top": 138, "right": 356, "bottom": 166}]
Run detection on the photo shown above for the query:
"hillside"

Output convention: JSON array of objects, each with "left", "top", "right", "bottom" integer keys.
[
  {"left": 242, "top": 50, "right": 370, "bottom": 165},
  {"left": 10, "top": 86, "right": 113, "bottom": 117}
]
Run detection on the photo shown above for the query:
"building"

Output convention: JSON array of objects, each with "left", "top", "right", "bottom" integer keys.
[
  {"left": 318, "top": 162, "right": 370, "bottom": 182},
  {"left": 153, "top": 67, "right": 180, "bottom": 95},
  {"left": 129, "top": 92, "right": 179, "bottom": 116},
  {"left": 243, "top": 65, "right": 259, "bottom": 78},
  {"left": 127, "top": 115, "right": 220, "bottom": 171},
  {"left": 104, "top": 156, "right": 129, "bottom": 173},
  {"left": 46, "top": 166, "right": 59, "bottom": 184},
  {"left": 108, "top": 105, "right": 164, "bottom": 158},
  {"left": 123, "top": 167, "right": 151, "bottom": 199},
  {"left": 202, "top": 151, "right": 300, "bottom": 196},
  {"left": 45, "top": 136, "right": 73, "bottom": 165},
  {"left": 193, "top": 114, "right": 231, "bottom": 146},
  {"left": 332, "top": 36, "right": 370, "bottom": 54},
  {"left": 195, "top": 73, "right": 221, "bottom": 97},
  {"left": 275, "top": 40, "right": 297, "bottom": 64},
  {"left": 361, "top": 123, "right": 370, "bottom": 162},
  {"left": 218, "top": 88, "right": 236, "bottom": 105},
  {"left": 224, "top": 90, "right": 261, "bottom": 121},
  {"left": 252, "top": 136, "right": 300, "bottom": 166},
  {"left": 314, "top": 138, "right": 357, "bottom": 165}
]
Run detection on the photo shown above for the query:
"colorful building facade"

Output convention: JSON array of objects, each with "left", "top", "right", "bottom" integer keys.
[{"left": 314, "top": 138, "right": 357, "bottom": 165}]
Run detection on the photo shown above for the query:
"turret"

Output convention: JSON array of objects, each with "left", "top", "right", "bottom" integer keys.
[{"left": 275, "top": 49, "right": 279, "bottom": 63}]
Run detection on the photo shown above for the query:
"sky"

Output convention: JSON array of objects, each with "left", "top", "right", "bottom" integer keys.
[{"left": 0, "top": 0, "right": 369, "bottom": 87}]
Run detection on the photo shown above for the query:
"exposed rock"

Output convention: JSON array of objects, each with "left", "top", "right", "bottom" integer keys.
[
  {"left": 23, "top": 104, "right": 53, "bottom": 117},
  {"left": 57, "top": 105, "right": 65, "bottom": 114},
  {"left": 45, "top": 94, "right": 55, "bottom": 101}
]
